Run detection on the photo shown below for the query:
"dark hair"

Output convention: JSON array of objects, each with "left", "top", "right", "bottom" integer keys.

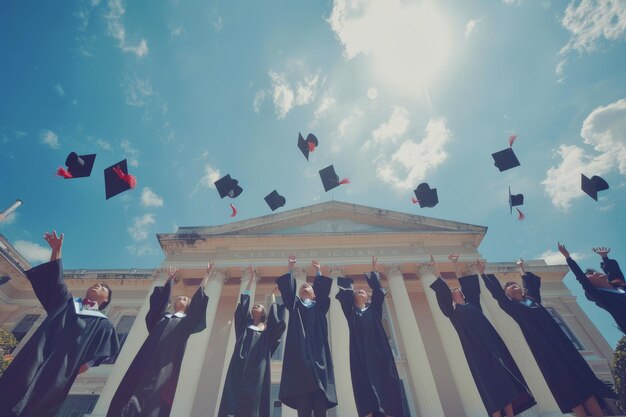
[
  {"left": 585, "top": 268, "right": 598, "bottom": 275},
  {"left": 503, "top": 281, "right": 518, "bottom": 291},
  {"left": 99, "top": 283, "right": 112, "bottom": 311}
]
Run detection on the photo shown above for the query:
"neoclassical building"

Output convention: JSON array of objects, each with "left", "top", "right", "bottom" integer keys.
[{"left": 0, "top": 201, "right": 619, "bottom": 417}]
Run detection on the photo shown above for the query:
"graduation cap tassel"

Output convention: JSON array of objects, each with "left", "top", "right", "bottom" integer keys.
[
  {"left": 509, "top": 134, "right": 518, "bottom": 148},
  {"left": 516, "top": 208, "right": 525, "bottom": 221},
  {"left": 339, "top": 178, "right": 350, "bottom": 185},
  {"left": 308, "top": 142, "right": 316, "bottom": 152},
  {"left": 230, "top": 203, "right": 238, "bottom": 218},
  {"left": 112, "top": 166, "right": 137, "bottom": 189},
  {"left": 411, "top": 197, "right": 419, "bottom": 204},
  {"left": 56, "top": 167, "right": 73, "bottom": 179}
]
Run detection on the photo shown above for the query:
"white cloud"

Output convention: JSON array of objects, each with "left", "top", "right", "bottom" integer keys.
[
  {"left": 126, "top": 244, "right": 155, "bottom": 256},
  {"left": 96, "top": 139, "right": 113, "bottom": 151},
  {"left": 104, "top": 0, "right": 149, "bottom": 58},
  {"left": 120, "top": 139, "right": 140, "bottom": 167},
  {"left": 0, "top": 212, "right": 18, "bottom": 226},
  {"left": 542, "top": 98, "right": 626, "bottom": 210},
  {"left": 194, "top": 164, "right": 221, "bottom": 194},
  {"left": 14, "top": 240, "right": 51, "bottom": 263},
  {"left": 141, "top": 187, "right": 164, "bottom": 207},
  {"left": 212, "top": 15, "right": 223, "bottom": 32},
  {"left": 502, "top": 0, "right": 521, "bottom": 5},
  {"left": 128, "top": 213, "right": 155, "bottom": 241},
  {"left": 171, "top": 26, "right": 184, "bottom": 37},
  {"left": 314, "top": 95, "right": 335, "bottom": 120},
  {"left": 465, "top": 19, "right": 479, "bottom": 39},
  {"left": 268, "top": 68, "right": 321, "bottom": 119},
  {"left": 376, "top": 118, "right": 451, "bottom": 190},
  {"left": 53, "top": 83, "right": 66, "bottom": 97},
  {"left": 253, "top": 90, "right": 266, "bottom": 113},
  {"left": 123, "top": 74, "right": 153, "bottom": 107},
  {"left": 557, "top": 0, "right": 626, "bottom": 78},
  {"left": 372, "top": 106, "right": 410, "bottom": 144},
  {"left": 40, "top": 130, "right": 60, "bottom": 149},
  {"left": 336, "top": 107, "right": 364, "bottom": 139},
  {"left": 539, "top": 249, "right": 586, "bottom": 265},
  {"left": 367, "top": 87, "right": 378, "bottom": 100}
]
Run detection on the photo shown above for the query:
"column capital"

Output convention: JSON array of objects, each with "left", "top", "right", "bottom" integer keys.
[
  {"left": 384, "top": 263, "right": 403, "bottom": 277},
  {"left": 416, "top": 263, "right": 437, "bottom": 278},
  {"left": 208, "top": 267, "right": 228, "bottom": 283},
  {"left": 290, "top": 266, "right": 307, "bottom": 281},
  {"left": 240, "top": 267, "right": 260, "bottom": 283},
  {"left": 328, "top": 265, "right": 344, "bottom": 278}
]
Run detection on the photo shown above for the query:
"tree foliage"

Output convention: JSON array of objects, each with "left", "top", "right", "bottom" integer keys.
[
  {"left": 0, "top": 327, "right": 18, "bottom": 376},
  {"left": 612, "top": 336, "right": 626, "bottom": 413}
]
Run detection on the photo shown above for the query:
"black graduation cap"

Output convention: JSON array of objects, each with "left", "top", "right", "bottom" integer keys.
[
  {"left": 298, "top": 133, "right": 319, "bottom": 161},
  {"left": 214, "top": 174, "right": 243, "bottom": 199},
  {"left": 581, "top": 174, "right": 609, "bottom": 201},
  {"left": 319, "top": 165, "right": 350, "bottom": 192},
  {"left": 492, "top": 134, "right": 521, "bottom": 172},
  {"left": 0, "top": 276, "right": 11, "bottom": 286},
  {"left": 508, "top": 186, "right": 525, "bottom": 220},
  {"left": 264, "top": 190, "right": 286, "bottom": 211},
  {"left": 104, "top": 159, "right": 137, "bottom": 200},
  {"left": 413, "top": 183, "right": 438, "bottom": 208},
  {"left": 57, "top": 152, "right": 97, "bottom": 179},
  {"left": 337, "top": 276, "right": 354, "bottom": 289}
]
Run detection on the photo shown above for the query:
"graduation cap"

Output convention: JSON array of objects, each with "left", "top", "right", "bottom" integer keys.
[
  {"left": 297, "top": 133, "right": 318, "bottom": 161},
  {"left": 581, "top": 174, "right": 609, "bottom": 201},
  {"left": 413, "top": 183, "right": 438, "bottom": 208},
  {"left": 508, "top": 187, "right": 525, "bottom": 220},
  {"left": 57, "top": 152, "right": 97, "bottom": 179},
  {"left": 492, "top": 134, "right": 521, "bottom": 172},
  {"left": 319, "top": 165, "right": 350, "bottom": 192},
  {"left": 214, "top": 174, "right": 243, "bottom": 199},
  {"left": 337, "top": 276, "right": 354, "bottom": 289},
  {"left": 104, "top": 159, "right": 137, "bottom": 200},
  {"left": 264, "top": 190, "right": 286, "bottom": 211}
]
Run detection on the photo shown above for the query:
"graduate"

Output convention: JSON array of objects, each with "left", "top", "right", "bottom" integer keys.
[
  {"left": 559, "top": 243, "right": 626, "bottom": 333},
  {"left": 335, "top": 257, "right": 404, "bottom": 417},
  {"left": 481, "top": 258, "right": 614, "bottom": 417},
  {"left": 429, "top": 256, "right": 535, "bottom": 417},
  {"left": 106, "top": 263, "right": 211, "bottom": 417},
  {"left": 0, "top": 231, "right": 119, "bottom": 417},
  {"left": 276, "top": 256, "right": 337, "bottom": 417},
  {"left": 218, "top": 266, "right": 287, "bottom": 417}
]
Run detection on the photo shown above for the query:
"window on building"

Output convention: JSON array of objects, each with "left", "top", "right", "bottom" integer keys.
[
  {"left": 102, "top": 315, "right": 136, "bottom": 364},
  {"left": 12, "top": 314, "right": 40, "bottom": 343},
  {"left": 271, "top": 384, "right": 282, "bottom": 417},
  {"left": 546, "top": 307, "right": 584, "bottom": 350},
  {"left": 55, "top": 394, "right": 99, "bottom": 417}
]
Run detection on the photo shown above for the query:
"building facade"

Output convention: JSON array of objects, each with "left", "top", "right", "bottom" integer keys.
[{"left": 0, "top": 201, "right": 619, "bottom": 417}]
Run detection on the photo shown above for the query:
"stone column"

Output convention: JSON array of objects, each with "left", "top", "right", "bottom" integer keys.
[
  {"left": 327, "top": 266, "right": 358, "bottom": 417},
  {"left": 385, "top": 264, "right": 445, "bottom": 417},
  {"left": 88, "top": 281, "right": 159, "bottom": 417},
  {"left": 170, "top": 267, "right": 228, "bottom": 417},
  {"left": 416, "top": 264, "right": 487, "bottom": 417},
  {"left": 213, "top": 267, "right": 259, "bottom": 417},
  {"left": 477, "top": 272, "right": 562, "bottom": 417}
]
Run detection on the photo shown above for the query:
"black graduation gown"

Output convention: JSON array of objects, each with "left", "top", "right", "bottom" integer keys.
[
  {"left": 335, "top": 271, "right": 404, "bottom": 417},
  {"left": 0, "top": 260, "right": 119, "bottom": 417},
  {"left": 218, "top": 294, "right": 287, "bottom": 417},
  {"left": 567, "top": 257, "right": 626, "bottom": 333},
  {"left": 106, "top": 279, "right": 208, "bottom": 417},
  {"left": 430, "top": 275, "right": 536, "bottom": 416},
  {"left": 276, "top": 272, "right": 337, "bottom": 409},
  {"left": 482, "top": 272, "right": 615, "bottom": 412}
]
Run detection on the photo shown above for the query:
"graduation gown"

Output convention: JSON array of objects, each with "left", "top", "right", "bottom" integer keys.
[
  {"left": 567, "top": 257, "right": 626, "bottom": 333},
  {"left": 217, "top": 294, "right": 286, "bottom": 417},
  {"left": 335, "top": 272, "right": 404, "bottom": 417},
  {"left": 0, "top": 260, "right": 119, "bottom": 417},
  {"left": 601, "top": 256, "right": 625, "bottom": 284},
  {"left": 276, "top": 272, "right": 337, "bottom": 409},
  {"left": 106, "top": 279, "right": 208, "bottom": 417},
  {"left": 430, "top": 275, "right": 536, "bottom": 416},
  {"left": 482, "top": 272, "right": 615, "bottom": 412}
]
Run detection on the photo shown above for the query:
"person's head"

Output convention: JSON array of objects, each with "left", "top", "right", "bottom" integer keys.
[
  {"left": 353, "top": 288, "right": 369, "bottom": 308},
  {"left": 173, "top": 295, "right": 191, "bottom": 313},
  {"left": 585, "top": 268, "right": 610, "bottom": 288},
  {"left": 450, "top": 287, "right": 465, "bottom": 305},
  {"left": 299, "top": 283, "right": 315, "bottom": 300},
  {"left": 504, "top": 281, "right": 524, "bottom": 301},
  {"left": 251, "top": 304, "right": 267, "bottom": 325},
  {"left": 85, "top": 283, "right": 112, "bottom": 311}
]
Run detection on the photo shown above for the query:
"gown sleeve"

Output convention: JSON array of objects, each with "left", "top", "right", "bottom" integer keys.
[
  {"left": 145, "top": 279, "right": 173, "bottom": 332},
  {"left": 234, "top": 293, "right": 251, "bottom": 337},
  {"left": 522, "top": 272, "right": 542, "bottom": 304},
  {"left": 183, "top": 286, "right": 209, "bottom": 334},
  {"left": 335, "top": 286, "right": 354, "bottom": 321},
  {"left": 25, "top": 259, "right": 71, "bottom": 314},
  {"left": 567, "top": 257, "right": 598, "bottom": 302},
  {"left": 601, "top": 256, "right": 625, "bottom": 284},
  {"left": 88, "top": 320, "right": 121, "bottom": 367},
  {"left": 430, "top": 277, "right": 454, "bottom": 318},
  {"left": 459, "top": 274, "right": 482, "bottom": 313},
  {"left": 313, "top": 273, "right": 333, "bottom": 315},
  {"left": 276, "top": 272, "right": 297, "bottom": 311},
  {"left": 482, "top": 273, "right": 515, "bottom": 315},
  {"left": 365, "top": 271, "right": 387, "bottom": 319},
  {"left": 267, "top": 303, "right": 287, "bottom": 356}
]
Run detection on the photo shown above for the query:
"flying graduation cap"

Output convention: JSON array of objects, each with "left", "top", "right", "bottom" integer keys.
[
  {"left": 581, "top": 174, "right": 609, "bottom": 201},
  {"left": 319, "top": 165, "right": 350, "bottom": 192},
  {"left": 413, "top": 183, "right": 438, "bottom": 208},
  {"left": 298, "top": 133, "right": 319, "bottom": 161},
  {"left": 0, "top": 276, "right": 10, "bottom": 286},
  {"left": 264, "top": 190, "right": 286, "bottom": 212},
  {"left": 508, "top": 186, "right": 525, "bottom": 220},
  {"left": 57, "top": 152, "right": 97, "bottom": 179},
  {"left": 104, "top": 159, "right": 137, "bottom": 200},
  {"left": 492, "top": 134, "right": 521, "bottom": 172},
  {"left": 214, "top": 174, "right": 243, "bottom": 199}
]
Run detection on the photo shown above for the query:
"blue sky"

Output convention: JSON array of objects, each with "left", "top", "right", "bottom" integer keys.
[{"left": 1, "top": 0, "right": 625, "bottom": 345}]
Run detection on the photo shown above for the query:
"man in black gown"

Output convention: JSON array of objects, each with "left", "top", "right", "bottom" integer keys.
[
  {"left": 429, "top": 256, "right": 535, "bottom": 417},
  {"left": 559, "top": 243, "right": 626, "bottom": 333},
  {"left": 0, "top": 231, "right": 120, "bottom": 417},
  {"left": 482, "top": 258, "right": 614, "bottom": 417},
  {"left": 106, "top": 263, "right": 210, "bottom": 417},
  {"left": 335, "top": 257, "right": 403, "bottom": 417},
  {"left": 276, "top": 256, "right": 337, "bottom": 417},
  {"left": 218, "top": 266, "right": 286, "bottom": 417}
]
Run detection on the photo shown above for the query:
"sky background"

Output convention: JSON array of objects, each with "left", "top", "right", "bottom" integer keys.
[{"left": 1, "top": 0, "right": 625, "bottom": 345}]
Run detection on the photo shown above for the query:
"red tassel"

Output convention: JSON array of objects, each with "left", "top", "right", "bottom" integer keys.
[
  {"left": 308, "top": 142, "right": 316, "bottom": 152},
  {"left": 338, "top": 178, "right": 350, "bottom": 185},
  {"left": 56, "top": 168, "right": 73, "bottom": 179},
  {"left": 112, "top": 166, "right": 137, "bottom": 189},
  {"left": 411, "top": 197, "right": 418, "bottom": 204},
  {"left": 230, "top": 203, "right": 238, "bottom": 218},
  {"left": 509, "top": 134, "right": 518, "bottom": 148},
  {"left": 516, "top": 208, "right": 525, "bottom": 221}
]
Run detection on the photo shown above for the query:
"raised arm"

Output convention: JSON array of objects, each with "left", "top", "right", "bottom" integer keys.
[
  {"left": 145, "top": 268, "right": 176, "bottom": 331},
  {"left": 560, "top": 243, "right": 596, "bottom": 295},
  {"left": 235, "top": 267, "right": 255, "bottom": 336},
  {"left": 276, "top": 255, "right": 298, "bottom": 311},
  {"left": 365, "top": 271, "right": 386, "bottom": 319},
  {"left": 594, "top": 247, "right": 625, "bottom": 284},
  {"left": 430, "top": 277, "right": 454, "bottom": 318},
  {"left": 312, "top": 260, "right": 332, "bottom": 314},
  {"left": 482, "top": 273, "right": 514, "bottom": 315},
  {"left": 267, "top": 293, "right": 287, "bottom": 355},
  {"left": 335, "top": 277, "right": 355, "bottom": 320}
]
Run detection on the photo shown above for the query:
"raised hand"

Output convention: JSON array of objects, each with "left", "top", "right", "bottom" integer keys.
[
  {"left": 474, "top": 259, "right": 486, "bottom": 275},
  {"left": 448, "top": 253, "right": 461, "bottom": 277},
  {"left": 557, "top": 242, "right": 570, "bottom": 259},
  {"left": 372, "top": 256, "right": 378, "bottom": 272},
  {"left": 246, "top": 265, "right": 255, "bottom": 290},
  {"left": 312, "top": 260, "right": 321, "bottom": 274},
  {"left": 288, "top": 255, "right": 297, "bottom": 271},
  {"left": 516, "top": 258, "right": 526, "bottom": 275},
  {"left": 201, "top": 261, "right": 215, "bottom": 288},
  {"left": 592, "top": 247, "right": 611, "bottom": 258},
  {"left": 167, "top": 266, "right": 179, "bottom": 281},
  {"left": 43, "top": 230, "right": 64, "bottom": 261},
  {"left": 429, "top": 255, "right": 442, "bottom": 277}
]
